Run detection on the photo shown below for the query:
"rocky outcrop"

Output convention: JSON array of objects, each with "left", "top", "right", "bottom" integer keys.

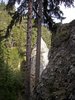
[
  {"left": 33, "top": 20, "right": 75, "bottom": 100},
  {"left": 30, "top": 38, "right": 49, "bottom": 95}
]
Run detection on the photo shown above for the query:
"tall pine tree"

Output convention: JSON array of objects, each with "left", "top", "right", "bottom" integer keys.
[
  {"left": 25, "top": 0, "right": 32, "bottom": 99},
  {"left": 35, "top": 0, "right": 42, "bottom": 86}
]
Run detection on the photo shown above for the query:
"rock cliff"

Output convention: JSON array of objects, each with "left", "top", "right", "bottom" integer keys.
[
  {"left": 33, "top": 20, "right": 75, "bottom": 100},
  {"left": 30, "top": 38, "right": 49, "bottom": 95}
]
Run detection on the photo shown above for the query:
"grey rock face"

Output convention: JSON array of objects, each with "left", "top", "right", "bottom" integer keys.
[
  {"left": 30, "top": 38, "right": 49, "bottom": 96},
  {"left": 33, "top": 20, "right": 75, "bottom": 100}
]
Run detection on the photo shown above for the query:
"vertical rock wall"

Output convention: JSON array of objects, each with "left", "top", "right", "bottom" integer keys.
[
  {"left": 33, "top": 20, "right": 75, "bottom": 100},
  {"left": 30, "top": 38, "right": 49, "bottom": 96}
]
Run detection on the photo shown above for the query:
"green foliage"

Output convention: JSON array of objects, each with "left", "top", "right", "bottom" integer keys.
[
  {"left": 31, "top": 26, "right": 51, "bottom": 48},
  {"left": 0, "top": 41, "right": 23, "bottom": 100},
  {"left": 42, "top": 26, "right": 51, "bottom": 48},
  {"left": 0, "top": 0, "right": 5, "bottom": 10},
  {"left": 0, "top": 5, "right": 51, "bottom": 100}
]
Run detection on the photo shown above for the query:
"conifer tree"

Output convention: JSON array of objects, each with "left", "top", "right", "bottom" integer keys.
[
  {"left": 4, "top": 0, "right": 75, "bottom": 99},
  {"left": 35, "top": 0, "right": 42, "bottom": 86},
  {"left": 25, "top": 0, "right": 32, "bottom": 99}
]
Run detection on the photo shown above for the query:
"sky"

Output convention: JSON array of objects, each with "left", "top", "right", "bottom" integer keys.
[
  {"left": 57, "top": 4, "right": 75, "bottom": 23},
  {"left": 1, "top": 0, "right": 75, "bottom": 24}
]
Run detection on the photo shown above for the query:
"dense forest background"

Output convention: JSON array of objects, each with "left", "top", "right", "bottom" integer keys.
[{"left": 0, "top": 1, "right": 51, "bottom": 100}]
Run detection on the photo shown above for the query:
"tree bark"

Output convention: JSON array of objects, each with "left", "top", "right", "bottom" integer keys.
[
  {"left": 25, "top": 0, "right": 32, "bottom": 100},
  {"left": 35, "top": 0, "right": 42, "bottom": 86}
]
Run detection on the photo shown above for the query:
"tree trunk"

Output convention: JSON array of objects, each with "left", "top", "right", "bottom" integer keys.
[
  {"left": 35, "top": 0, "right": 42, "bottom": 86},
  {"left": 25, "top": 0, "right": 32, "bottom": 100}
]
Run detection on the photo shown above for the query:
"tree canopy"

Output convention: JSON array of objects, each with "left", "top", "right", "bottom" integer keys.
[{"left": 5, "top": 0, "right": 75, "bottom": 34}]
